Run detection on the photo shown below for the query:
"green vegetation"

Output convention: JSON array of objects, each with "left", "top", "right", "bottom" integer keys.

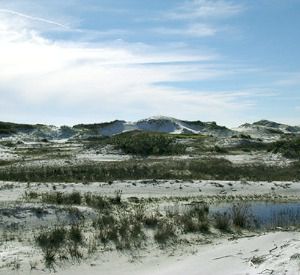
[
  {"left": 154, "top": 221, "right": 177, "bottom": 246},
  {"left": 0, "top": 160, "right": 15, "bottom": 166},
  {"left": 230, "top": 203, "right": 252, "bottom": 229},
  {"left": 2, "top": 158, "right": 300, "bottom": 182},
  {"left": 166, "top": 203, "right": 210, "bottom": 234},
  {"left": 41, "top": 191, "right": 82, "bottom": 205},
  {"left": 228, "top": 140, "right": 269, "bottom": 152},
  {"left": 269, "top": 138, "right": 300, "bottom": 159},
  {"left": 110, "top": 131, "right": 186, "bottom": 156},
  {"left": 213, "top": 212, "right": 231, "bottom": 232},
  {"left": 213, "top": 145, "right": 228, "bottom": 154},
  {"left": 24, "top": 191, "right": 123, "bottom": 210},
  {"left": 171, "top": 133, "right": 207, "bottom": 140},
  {"left": 26, "top": 193, "right": 300, "bottom": 270},
  {"left": 0, "top": 121, "right": 36, "bottom": 135},
  {"left": 14, "top": 146, "right": 71, "bottom": 159},
  {"left": 93, "top": 210, "right": 146, "bottom": 250},
  {"left": 35, "top": 226, "right": 85, "bottom": 269}
]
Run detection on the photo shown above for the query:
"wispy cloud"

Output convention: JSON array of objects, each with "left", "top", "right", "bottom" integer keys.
[
  {"left": 165, "top": 0, "right": 244, "bottom": 21},
  {"left": 0, "top": 14, "right": 258, "bottom": 126},
  {"left": 153, "top": 23, "right": 218, "bottom": 37},
  {"left": 274, "top": 72, "right": 300, "bottom": 87},
  {"left": 0, "top": 1, "right": 283, "bottom": 127},
  {"left": 146, "top": 1, "right": 244, "bottom": 43},
  {"left": 0, "top": 8, "right": 69, "bottom": 29}
]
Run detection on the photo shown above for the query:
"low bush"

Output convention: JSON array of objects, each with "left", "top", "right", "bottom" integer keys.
[
  {"left": 154, "top": 220, "right": 177, "bottom": 246},
  {"left": 144, "top": 212, "right": 160, "bottom": 228},
  {"left": 180, "top": 204, "right": 210, "bottom": 233},
  {"left": 41, "top": 191, "right": 82, "bottom": 205},
  {"left": 84, "top": 193, "right": 111, "bottom": 210},
  {"left": 35, "top": 226, "right": 85, "bottom": 269},
  {"left": 35, "top": 227, "right": 67, "bottom": 269},
  {"left": 93, "top": 210, "right": 146, "bottom": 250},
  {"left": 110, "top": 132, "right": 186, "bottom": 156},
  {"left": 213, "top": 146, "right": 228, "bottom": 154},
  {"left": 269, "top": 138, "right": 300, "bottom": 159},
  {"left": 231, "top": 203, "right": 252, "bottom": 229},
  {"left": 214, "top": 212, "right": 231, "bottom": 232}
]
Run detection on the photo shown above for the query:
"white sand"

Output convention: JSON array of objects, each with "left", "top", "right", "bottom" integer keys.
[{"left": 4, "top": 231, "right": 297, "bottom": 275}]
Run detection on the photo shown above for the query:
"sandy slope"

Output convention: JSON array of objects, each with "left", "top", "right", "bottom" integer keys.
[
  {"left": 22, "top": 231, "right": 298, "bottom": 275},
  {"left": 2, "top": 232, "right": 300, "bottom": 275},
  {"left": 143, "top": 232, "right": 300, "bottom": 275}
]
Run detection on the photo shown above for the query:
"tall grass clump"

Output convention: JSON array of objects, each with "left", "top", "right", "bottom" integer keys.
[
  {"left": 214, "top": 212, "right": 231, "bottom": 232},
  {"left": 231, "top": 203, "right": 252, "bottom": 229},
  {"left": 84, "top": 193, "right": 111, "bottom": 210},
  {"left": 35, "top": 226, "right": 85, "bottom": 269},
  {"left": 178, "top": 204, "right": 210, "bottom": 233},
  {"left": 93, "top": 209, "right": 146, "bottom": 250},
  {"left": 154, "top": 220, "right": 177, "bottom": 246},
  {"left": 41, "top": 191, "right": 82, "bottom": 205}
]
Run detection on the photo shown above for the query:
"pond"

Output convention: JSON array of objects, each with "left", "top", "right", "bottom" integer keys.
[
  {"left": 163, "top": 201, "right": 300, "bottom": 229},
  {"left": 211, "top": 201, "right": 300, "bottom": 228}
]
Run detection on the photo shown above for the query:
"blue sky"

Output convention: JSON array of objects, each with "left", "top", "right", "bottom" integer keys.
[{"left": 0, "top": 0, "right": 299, "bottom": 127}]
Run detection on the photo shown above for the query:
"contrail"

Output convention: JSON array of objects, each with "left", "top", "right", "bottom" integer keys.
[{"left": 0, "top": 8, "right": 69, "bottom": 29}]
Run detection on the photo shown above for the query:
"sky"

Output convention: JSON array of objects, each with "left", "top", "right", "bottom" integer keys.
[{"left": 0, "top": 0, "right": 299, "bottom": 127}]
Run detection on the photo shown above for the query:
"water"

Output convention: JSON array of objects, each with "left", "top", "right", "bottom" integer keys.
[
  {"left": 211, "top": 201, "right": 300, "bottom": 228},
  {"left": 163, "top": 201, "right": 300, "bottom": 229}
]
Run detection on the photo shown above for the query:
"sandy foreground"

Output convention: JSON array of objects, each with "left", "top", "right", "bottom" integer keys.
[
  {"left": 58, "top": 231, "right": 300, "bottom": 275},
  {"left": 1, "top": 180, "right": 300, "bottom": 275},
  {"left": 2, "top": 231, "right": 300, "bottom": 275}
]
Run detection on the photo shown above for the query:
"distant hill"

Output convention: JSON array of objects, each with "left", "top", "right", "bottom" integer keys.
[
  {"left": 1, "top": 117, "right": 299, "bottom": 141},
  {"left": 73, "top": 116, "right": 234, "bottom": 138},
  {"left": 234, "top": 120, "right": 300, "bottom": 140},
  {"left": 0, "top": 116, "right": 233, "bottom": 140}
]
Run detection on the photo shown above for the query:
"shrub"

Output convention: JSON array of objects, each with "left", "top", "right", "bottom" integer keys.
[
  {"left": 93, "top": 211, "right": 146, "bottom": 250},
  {"left": 35, "top": 226, "right": 85, "bottom": 268},
  {"left": 116, "top": 214, "right": 145, "bottom": 250},
  {"left": 68, "top": 226, "right": 84, "bottom": 260},
  {"left": 84, "top": 193, "right": 111, "bottom": 210},
  {"left": 40, "top": 191, "right": 82, "bottom": 205},
  {"left": 154, "top": 220, "right": 177, "bottom": 246},
  {"left": 35, "top": 227, "right": 67, "bottom": 269},
  {"left": 231, "top": 203, "right": 252, "bottom": 229},
  {"left": 214, "top": 212, "right": 231, "bottom": 232},
  {"left": 66, "top": 192, "right": 82, "bottom": 205},
  {"left": 111, "top": 132, "right": 185, "bottom": 156},
  {"left": 111, "top": 190, "right": 122, "bottom": 204},
  {"left": 180, "top": 204, "right": 210, "bottom": 233},
  {"left": 144, "top": 212, "right": 160, "bottom": 228},
  {"left": 23, "top": 191, "right": 39, "bottom": 200},
  {"left": 214, "top": 146, "right": 228, "bottom": 154},
  {"left": 69, "top": 226, "right": 84, "bottom": 245},
  {"left": 36, "top": 227, "right": 67, "bottom": 252},
  {"left": 269, "top": 138, "right": 300, "bottom": 159}
]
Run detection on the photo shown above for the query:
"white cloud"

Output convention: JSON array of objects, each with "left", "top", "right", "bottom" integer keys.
[
  {"left": 0, "top": 8, "right": 68, "bottom": 29},
  {"left": 153, "top": 24, "right": 217, "bottom": 37},
  {"left": 274, "top": 72, "right": 300, "bottom": 87},
  {"left": 166, "top": 0, "right": 244, "bottom": 21},
  {"left": 0, "top": 7, "right": 261, "bottom": 127}
]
